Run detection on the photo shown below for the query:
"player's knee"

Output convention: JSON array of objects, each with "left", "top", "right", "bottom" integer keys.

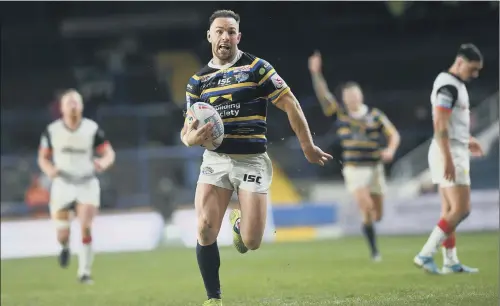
[
  {"left": 373, "top": 212, "right": 382, "bottom": 222},
  {"left": 197, "top": 216, "right": 218, "bottom": 245},
  {"left": 54, "top": 219, "right": 70, "bottom": 243},
  {"left": 456, "top": 211, "right": 470, "bottom": 226},
  {"left": 243, "top": 236, "right": 262, "bottom": 250},
  {"left": 57, "top": 229, "right": 70, "bottom": 244},
  {"left": 450, "top": 205, "right": 470, "bottom": 219},
  {"left": 361, "top": 210, "right": 373, "bottom": 224}
]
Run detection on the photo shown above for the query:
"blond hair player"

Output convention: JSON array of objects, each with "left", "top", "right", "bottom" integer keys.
[{"left": 38, "top": 89, "right": 115, "bottom": 284}]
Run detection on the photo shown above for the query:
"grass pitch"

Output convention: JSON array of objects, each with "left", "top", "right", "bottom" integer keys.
[{"left": 1, "top": 232, "right": 498, "bottom": 306}]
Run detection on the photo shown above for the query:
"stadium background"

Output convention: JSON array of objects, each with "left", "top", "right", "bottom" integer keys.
[{"left": 0, "top": 3, "right": 498, "bottom": 304}]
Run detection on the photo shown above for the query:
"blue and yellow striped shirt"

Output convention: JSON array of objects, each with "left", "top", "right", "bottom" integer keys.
[
  {"left": 185, "top": 51, "right": 290, "bottom": 154},
  {"left": 325, "top": 103, "right": 396, "bottom": 166}
]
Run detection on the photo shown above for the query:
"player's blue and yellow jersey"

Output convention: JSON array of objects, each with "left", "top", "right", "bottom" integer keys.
[
  {"left": 324, "top": 103, "right": 396, "bottom": 166},
  {"left": 185, "top": 51, "right": 290, "bottom": 154}
]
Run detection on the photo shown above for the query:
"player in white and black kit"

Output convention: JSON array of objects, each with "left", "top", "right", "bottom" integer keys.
[
  {"left": 414, "top": 44, "right": 485, "bottom": 274},
  {"left": 38, "top": 89, "right": 115, "bottom": 284}
]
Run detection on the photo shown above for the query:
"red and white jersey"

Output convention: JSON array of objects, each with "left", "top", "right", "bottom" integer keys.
[
  {"left": 430, "top": 72, "right": 470, "bottom": 145},
  {"left": 39, "top": 118, "right": 109, "bottom": 178}
]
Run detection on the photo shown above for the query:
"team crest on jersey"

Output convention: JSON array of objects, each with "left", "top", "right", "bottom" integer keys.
[
  {"left": 235, "top": 72, "right": 249, "bottom": 83},
  {"left": 202, "top": 166, "right": 214, "bottom": 175}
]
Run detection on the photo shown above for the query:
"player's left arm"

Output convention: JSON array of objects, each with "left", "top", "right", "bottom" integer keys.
[
  {"left": 376, "top": 109, "right": 400, "bottom": 160},
  {"left": 257, "top": 60, "right": 332, "bottom": 165},
  {"left": 93, "top": 128, "right": 115, "bottom": 171}
]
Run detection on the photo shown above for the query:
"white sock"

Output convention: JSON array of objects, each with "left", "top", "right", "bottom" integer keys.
[
  {"left": 419, "top": 226, "right": 448, "bottom": 257},
  {"left": 442, "top": 247, "right": 459, "bottom": 265},
  {"left": 61, "top": 242, "right": 69, "bottom": 250},
  {"left": 78, "top": 242, "right": 94, "bottom": 277}
]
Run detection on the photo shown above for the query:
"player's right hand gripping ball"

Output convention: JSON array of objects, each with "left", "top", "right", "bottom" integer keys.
[{"left": 189, "top": 102, "right": 225, "bottom": 150}]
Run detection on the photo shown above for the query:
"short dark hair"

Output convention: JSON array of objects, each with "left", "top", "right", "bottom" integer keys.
[
  {"left": 457, "top": 43, "right": 483, "bottom": 62},
  {"left": 341, "top": 81, "right": 361, "bottom": 91},
  {"left": 209, "top": 10, "right": 240, "bottom": 27}
]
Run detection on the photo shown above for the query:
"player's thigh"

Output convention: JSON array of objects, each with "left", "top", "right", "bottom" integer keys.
[
  {"left": 75, "top": 179, "right": 100, "bottom": 227},
  {"left": 369, "top": 163, "right": 386, "bottom": 195},
  {"left": 75, "top": 203, "right": 98, "bottom": 229},
  {"left": 197, "top": 150, "right": 234, "bottom": 191},
  {"left": 344, "top": 166, "right": 373, "bottom": 210},
  {"left": 237, "top": 190, "right": 267, "bottom": 248},
  {"left": 429, "top": 142, "right": 471, "bottom": 187},
  {"left": 195, "top": 183, "right": 233, "bottom": 244},
  {"left": 343, "top": 166, "right": 372, "bottom": 194},
  {"left": 50, "top": 179, "right": 76, "bottom": 217}
]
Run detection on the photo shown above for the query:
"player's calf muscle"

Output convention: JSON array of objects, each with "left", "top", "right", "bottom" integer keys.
[{"left": 197, "top": 217, "right": 218, "bottom": 245}]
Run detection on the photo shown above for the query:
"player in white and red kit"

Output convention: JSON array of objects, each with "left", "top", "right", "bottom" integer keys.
[
  {"left": 38, "top": 89, "right": 115, "bottom": 283},
  {"left": 414, "top": 44, "right": 484, "bottom": 274}
]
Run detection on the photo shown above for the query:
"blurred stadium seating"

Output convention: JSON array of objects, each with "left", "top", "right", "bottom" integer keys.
[{"left": 0, "top": 1, "right": 498, "bottom": 256}]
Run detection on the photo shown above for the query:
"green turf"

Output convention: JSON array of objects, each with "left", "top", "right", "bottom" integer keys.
[{"left": 1, "top": 232, "right": 498, "bottom": 306}]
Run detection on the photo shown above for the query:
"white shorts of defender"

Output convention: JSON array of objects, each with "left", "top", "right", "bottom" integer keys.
[
  {"left": 198, "top": 150, "right": 273, "bottom": 194},
  {"left": 50, "top": 177, "right": 101, "bottom": 215},
  {"left": 428, "top": 140, "right": 470, "bottom": 187},
  {"left": 342, "top": 163, "right": 386, "bottom": 195}
]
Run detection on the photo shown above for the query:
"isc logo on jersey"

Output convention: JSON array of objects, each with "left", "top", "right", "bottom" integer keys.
[{"left": 188, "top": 102, "right": 225, "bottom": 150}]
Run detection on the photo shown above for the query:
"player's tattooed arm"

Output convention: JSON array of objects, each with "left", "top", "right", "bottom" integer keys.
[
  {"left": 274, "top": 91, "right": 314, "bottom": 150},
  {"left": 311, "top": 73, "right": 339, "bottom": 116},
  {"left": 433, "top": 107, "right": 453, "bottom": 160},
  {"left": 308, "top": 51, "right": 339, "bottom": 117},
  {"left": 433, "top": 84, "right": 458, "bottom": 160}
]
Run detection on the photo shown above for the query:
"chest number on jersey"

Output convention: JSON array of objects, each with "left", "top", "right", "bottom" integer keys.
[{"left": 243, "top": 174, "right": 262, "bottom": 185}]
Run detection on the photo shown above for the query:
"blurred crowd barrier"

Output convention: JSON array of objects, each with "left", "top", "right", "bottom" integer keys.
[{"left": 3, "top": 189, "right": 498, "bottom": 259}]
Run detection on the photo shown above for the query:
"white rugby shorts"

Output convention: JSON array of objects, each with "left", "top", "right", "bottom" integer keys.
[
  {"left": 198, "top": 150, "right": 273, "bottom": 193},
  {"left": 50, "top": 177, "right": 101, "bottom": 215},
  {"left": 342, "top": 163, "right": 386, "bottom": 195},
  {"left": 428, "top": 140, "right": 470, "bottom": 187}
]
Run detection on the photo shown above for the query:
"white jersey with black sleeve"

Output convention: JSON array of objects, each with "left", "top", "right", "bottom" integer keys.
[
  {"left": 39, "top": 118, "right": 109, "bottom": 181},
  {"left": 430, "top": 72, "right": 470, "bottom": 145}
]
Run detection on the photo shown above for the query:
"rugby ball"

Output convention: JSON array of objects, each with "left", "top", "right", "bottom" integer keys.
[{"left": 186, "top": 102, "right": 224, "bottom": 150}]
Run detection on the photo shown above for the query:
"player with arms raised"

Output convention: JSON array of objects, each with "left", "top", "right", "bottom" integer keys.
[
  {"left": 414, "top": 44, "right": 484, "bottom": 274},
  {"left": 181, "top": 10, "right": 332, "bottom": 306},
  {"left": 308, "top": 51, "right": 400, "bottom": 261},
  {"left": 38, "top": 89, "right": 115, "bottom": 284}
]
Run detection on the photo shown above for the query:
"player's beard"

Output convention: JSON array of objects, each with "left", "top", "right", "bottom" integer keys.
[{"left": 214, "top": 45, "right": 234, "bottom": 63}]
